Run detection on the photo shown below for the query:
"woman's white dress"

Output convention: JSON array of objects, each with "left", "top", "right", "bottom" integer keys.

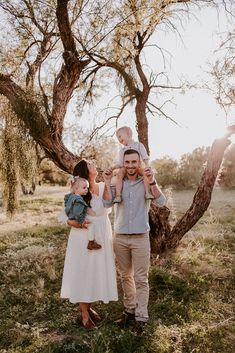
[{"left": 60, "top": 182, "right": 118, "bottom": 303}]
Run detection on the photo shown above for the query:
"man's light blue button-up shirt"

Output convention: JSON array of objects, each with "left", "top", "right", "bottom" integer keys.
[{"left": 103, "top": 177, "right": 166, "bottom": 234}]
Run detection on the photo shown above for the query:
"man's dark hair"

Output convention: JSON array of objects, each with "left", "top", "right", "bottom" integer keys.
[{"left": 123, "top": 149, "right": 140, "bottom": 157}]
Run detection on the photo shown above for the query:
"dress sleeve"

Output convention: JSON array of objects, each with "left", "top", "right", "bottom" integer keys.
[
  {"left": 98, "top": 182, "right": 105, "bottom": 197},
  {"left": 57, "top": 208, "right": 68, "bottom": 224}
]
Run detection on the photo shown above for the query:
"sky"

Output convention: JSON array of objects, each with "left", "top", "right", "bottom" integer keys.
[{"left": 68, "top": 4, "right": 234, "bottom": 161}]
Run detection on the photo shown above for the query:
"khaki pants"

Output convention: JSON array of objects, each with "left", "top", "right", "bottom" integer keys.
[{"left": 113, "top": 233, "right": 150, "bottom": 322}]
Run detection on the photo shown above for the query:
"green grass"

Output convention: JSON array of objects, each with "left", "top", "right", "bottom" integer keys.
[{"left": 0, "top": 186, "right": 234, "bottom": 352}]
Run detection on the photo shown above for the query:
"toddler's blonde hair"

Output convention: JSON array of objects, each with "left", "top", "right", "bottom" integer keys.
[
  {"left": 115, "top": 126, "right": 133, "bottom": 138},
  {"left": 70, "top": 176, "right": 88, "bottom": 193}
]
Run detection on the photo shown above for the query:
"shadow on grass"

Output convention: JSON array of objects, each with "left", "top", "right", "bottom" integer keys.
[{"left": 149, "top": 267, "right": 210, "bottom": 325}]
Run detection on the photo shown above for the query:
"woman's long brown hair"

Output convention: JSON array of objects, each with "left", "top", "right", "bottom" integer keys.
[{"left": 73, "top": 160, "right": 92, "bottom": 206}]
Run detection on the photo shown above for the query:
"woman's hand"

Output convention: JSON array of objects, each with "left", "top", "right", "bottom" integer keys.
[
  {"left": 67, "top": 219, "right": 90, "bottom": 229},
  {"left": 82, "top": 219, "right": 91, "bottom": 228}
]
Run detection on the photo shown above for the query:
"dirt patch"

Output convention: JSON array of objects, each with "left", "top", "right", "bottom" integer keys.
[{"left": 0, "top": 185, "right": 68, "bottom": 235}]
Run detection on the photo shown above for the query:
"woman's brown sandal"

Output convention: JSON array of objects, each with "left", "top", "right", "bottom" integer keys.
[
  {"left": 88, "top": 308, "right": 102, "bottom": 322},
  {"left": 82, "top": 317, "right": 97, "bottom": 330}
]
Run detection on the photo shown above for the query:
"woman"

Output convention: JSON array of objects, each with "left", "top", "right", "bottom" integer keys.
[{"left": 60, "top": 160, "right": 118, "bottom": 329}]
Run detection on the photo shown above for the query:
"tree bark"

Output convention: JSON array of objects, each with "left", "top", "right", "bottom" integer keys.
[
  {"left": 135, "top": 93, "right": 150, "bottom": 154},
  {"left": 134, "top": 52, "right": 150, "bottom": 154},
  {"left": 149, "top": 204, "right": 171, "bottom": 253}
]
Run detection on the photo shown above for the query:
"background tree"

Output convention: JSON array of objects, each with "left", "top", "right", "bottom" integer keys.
[
  {"left": 63, "top": 125, "right": 117, "bottom": 170},
  {"left": 218, "top": 144, "right": 235, "bottom": 188},
  {"left": 38, "top": 159, "right": 68, "bottom": 186},
  {"left": 0, "top": 100, "right": 38, "bottom": 214},
  {"left": 151, "top": 156, "right": 178, "bottom": 188},
  {"left": 152, "top": 145, "right": 235, "bottom": 190},
  {"left": 176, "top": 147, "right": 209, "bottom": 188},
  {"left": 211, "top": 29, "right": 235, "bottom": 115}
]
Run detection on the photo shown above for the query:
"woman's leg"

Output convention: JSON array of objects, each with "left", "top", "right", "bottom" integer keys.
[
  {"left": 79, "top": 302, "right": 90, "bottom": 323},
  {"left": 80, "top": 303, "right": 99, "bottom": 328}
]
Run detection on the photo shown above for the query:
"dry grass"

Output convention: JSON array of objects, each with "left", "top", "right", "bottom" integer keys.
[
  {"left": 0, "top": 185, "right": 67, "bottom": 233},
  {"left": 170, "top": 187, "right": 235, "bottom": 221},
  {"left": 0, "top": 185, "right": 234, "bottom": 353}
]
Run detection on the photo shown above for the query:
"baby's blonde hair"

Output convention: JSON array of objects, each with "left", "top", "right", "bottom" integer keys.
[
  {"left": 115, "top": 126, "right": 133, "bottom": 138},
  {"left": 71, "top": 176, "right": 88, "bottom": 193}
]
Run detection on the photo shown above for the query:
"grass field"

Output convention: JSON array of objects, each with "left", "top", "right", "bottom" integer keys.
[{"left": 0, "top": 186, "right": 234, "bottom": 353}]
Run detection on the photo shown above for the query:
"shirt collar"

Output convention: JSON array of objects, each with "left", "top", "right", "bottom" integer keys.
[{"left": 124, "top": 176, "right": 143, "bottom": 183}]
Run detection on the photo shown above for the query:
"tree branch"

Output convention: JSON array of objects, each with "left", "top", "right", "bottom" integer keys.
[
  {"left": 147, "top": 100, "right": 179, "bottom": 125},
  {"left": 56, "top": 0, "right": 77, "bottom": 56},
  {"left": 168, "top": 136, "right": 232, "bottom": 247},
  {"left": 49, "top": 0, "right": 90, "bottom": 135},
  {"left": 88, "top": 97, "right": 134, "bottom": 141},
  {"left": 0, "top": 74, "right": 48, "bottom": 138},
  {"left": 0, "top": 73, "right": 78, "bottom": 173},
  {"left": 26, "top": 32, "right": 54, "bottom": 88}
]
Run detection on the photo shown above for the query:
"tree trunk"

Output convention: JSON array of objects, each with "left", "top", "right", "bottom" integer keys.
[
  {"left": 135, "top": 96, "right": 150, "bottom": 154},
  {"left": 149, "top": 136, "right": 232, "bottom": 253},
  {"left": 39, "top": 134, "right": 79, "bottom": 173},
  {"left": 149, "top": 204, "right": 171, "bottom": 253}
]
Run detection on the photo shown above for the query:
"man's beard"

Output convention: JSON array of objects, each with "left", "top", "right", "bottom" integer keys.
[{"left": 126, "top": 168, "right": 138, "bottom": 176}]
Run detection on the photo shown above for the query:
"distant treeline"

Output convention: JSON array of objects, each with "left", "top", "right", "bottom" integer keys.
[
  {"left": 151, "top": 145, "right": 235, "bottom": 189},
  {"left": 37, "top": 144, "right": 235, "bottom": 189}
]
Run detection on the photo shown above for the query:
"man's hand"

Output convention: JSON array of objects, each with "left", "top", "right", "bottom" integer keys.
[
  {"left": 144, "top": 167, "right": 155, "bottom": 184},
  {"left": 103, "top": 168, "right": 114, "bottom": 202},
  {"left": 103, "top": 168, "right": 113, "bottom": 184}
]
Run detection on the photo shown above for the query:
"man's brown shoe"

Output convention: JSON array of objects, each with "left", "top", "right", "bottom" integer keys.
[
  {"left": 114, "top": 311, "right": 135, "bottom": 328},
  {"left": 133, "top": 321, "right": 146, "bottom": 336}
]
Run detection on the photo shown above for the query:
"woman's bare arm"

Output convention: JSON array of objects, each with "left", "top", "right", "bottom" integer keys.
[{"left": 67, "top": 219, "right": 90, "bottom": 229}]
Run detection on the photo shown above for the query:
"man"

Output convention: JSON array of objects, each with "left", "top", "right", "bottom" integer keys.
[{"left": 103, "top": 149, "right": 166, "bottom": 331}]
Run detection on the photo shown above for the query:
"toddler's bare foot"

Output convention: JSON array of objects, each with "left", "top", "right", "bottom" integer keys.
[{"left": 113, "top": 195, "right": 122, "bottom": 203}]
